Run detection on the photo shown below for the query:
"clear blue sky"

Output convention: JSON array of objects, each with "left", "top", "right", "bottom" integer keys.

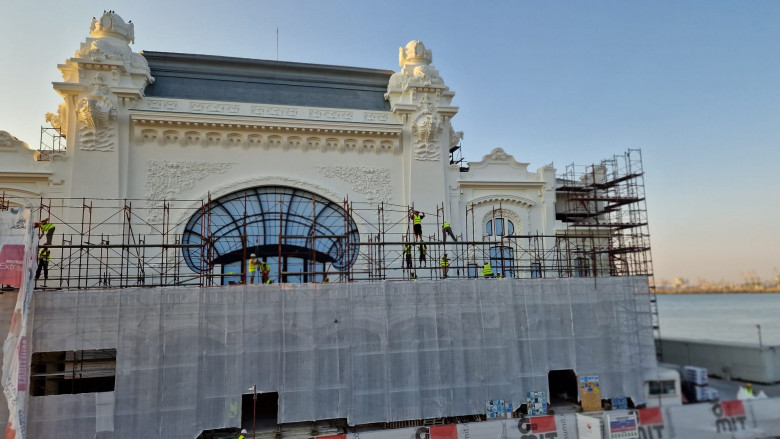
[{"left": 2, "top": 1, "right": 779, "bottom": 284}]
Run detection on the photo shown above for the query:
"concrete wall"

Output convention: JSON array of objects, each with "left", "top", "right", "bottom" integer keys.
[
  {"left": 0, "top": 289, "right": 19, "bottom": 425},
  {"left": 660, "top": 338, "right": 780, "bottom": 384}
]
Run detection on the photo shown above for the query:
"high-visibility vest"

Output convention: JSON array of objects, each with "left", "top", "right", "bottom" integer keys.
[
  {"left": 440, "top": 258, "right": 450, "bottom": 267},
  {"left": 413, "top": 214, "right": 422, "bottom": 225},
  {"left": 482, "top": 263, "right": 493, "bottom": 276},
  {"left": 404, "top": 244, "right": 411, "bottom": 254},
  {"left": 248, "top": 259, "right": 257, "bottom": 272},
  {"left": 38, "top": 249, "right": 50, "bottom": 262},
  {"left": 40, "top": 222, "right": 55, "bottom": 232},
  {"left": 442, "top": 222, "right": 450, "bottom": 229},
  {"left": 419, "top": 244, "right": 427, "bottom": 255}
]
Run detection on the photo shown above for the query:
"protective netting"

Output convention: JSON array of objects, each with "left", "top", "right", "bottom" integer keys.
[{"left": 24, "top": 276, "right": 655, "bottom": 438}]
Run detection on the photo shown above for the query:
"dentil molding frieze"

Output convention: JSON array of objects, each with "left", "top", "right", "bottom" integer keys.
[{"left": 132, "top": 119, "right": 401, "bottom": 154}]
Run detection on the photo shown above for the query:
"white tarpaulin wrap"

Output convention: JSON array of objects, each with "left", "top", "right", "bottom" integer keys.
[
  {"left": 0, "top": 208, "right": 35, "bottom": 439},
  {"left": 22, "top": 276, "right": 657, "bottom": 438}
]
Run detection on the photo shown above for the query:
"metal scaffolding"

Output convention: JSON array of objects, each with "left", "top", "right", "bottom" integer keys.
[{"left": 1, "top": 150, "right": 654, "bottom": 292}]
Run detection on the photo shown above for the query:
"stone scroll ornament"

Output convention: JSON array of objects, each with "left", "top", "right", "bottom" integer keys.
[
  {"left": 76, "top": 75, "right": 118, "bottom": 151},
  {"left": 412, "top": 97, "right": 444, "bottom": 161}
]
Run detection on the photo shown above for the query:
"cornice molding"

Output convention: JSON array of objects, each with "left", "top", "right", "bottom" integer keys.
[
  {"left": 467, "top": 194, "right": 536, "bottom": 209},
  {"left": 131, "top": 112, "right": 402, "bottom": 153}
]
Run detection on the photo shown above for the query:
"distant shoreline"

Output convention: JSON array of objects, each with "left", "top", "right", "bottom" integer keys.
[{"left": 655, "top": 288, "right": 780, "bottom": 295}]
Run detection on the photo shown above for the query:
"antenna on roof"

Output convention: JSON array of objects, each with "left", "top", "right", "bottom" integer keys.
[{"left": 276, "top": 27, "right": 279, "bottom": 61}]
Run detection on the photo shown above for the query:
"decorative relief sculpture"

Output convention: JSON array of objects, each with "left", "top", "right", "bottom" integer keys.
[
  {"left": 145, "top": 160, "right": 233, "bottom": 220},
  {"left": 0, "top": 131, "right": 28, "bottom": 150},
  {"left": 318, "top": 165, "right": 391, "bottom": 204},
  {"left": 449, "top": 124, "right": 464, "bottom": 152},
  {"left": 485, "top": 147, "right": 512, "bottom": 161},
  {"left": 309, "top": 109, "right": 353, "bottom": 121},
  {"left": 190, "top": 102, "right": 240, "bottom": 114},
  {"left": 387, "top": 41, "right": 445, "bottom": 94},
  {"left": 76, "top": 75, "right": 118, "bottom": 151},
  {"left": 75, "top": 11, "right": 150, "bottom": 73},
  {"left": 411, "top": 97, "right": 443, "bottom": 161},
  {"left": 45, "top": 103, "right": 68, "bottom": 136}
]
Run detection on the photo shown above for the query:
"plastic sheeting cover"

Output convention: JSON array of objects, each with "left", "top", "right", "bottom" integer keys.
[{"left": 25, "top": 277, "right": 656, "bottom": 438}]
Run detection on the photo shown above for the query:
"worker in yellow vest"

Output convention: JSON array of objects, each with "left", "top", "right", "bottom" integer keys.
[
  {"left": 248, "top": 254, "right": 258, "bottom": 284},
  {"left": 238, "top": 428, "right": 248, "bottom": 439},
  {"left": 35, "top": 247, "right": 51, "bottom": 285},
  {"left": 403, "top": 242, "right": 413, "bottom": 269},
  {"left": 35, "top": 218, "right": 56, "bottom": 245},
  {"left": 418, "top": 243, "right": 427, "bottom": 267},
  {"left": 409, "top": 209, "right": 425, "bottom": 242},
  {"left": 442, "top": 221, "right": 457, "bottom": 242},
  {"left": 259, "top": 260, "right": 271, "bottom": 284},
  {"left": 481, "top": 261, "right": 493, "bottom": 278},
  {"left": 440, "top": 253, "right": 450, "bottom": 278}
]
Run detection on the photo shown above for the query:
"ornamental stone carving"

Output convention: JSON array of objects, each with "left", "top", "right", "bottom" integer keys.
[
  {"left": 485, "top": 147, "right": 512, "bottom": 161},
  {"left": 45, "top": 103, "right": 68, "bottom": 136},
  {"left": 74, "top": 11, "right": 149, "bottom": 73},
  {"left": 76, "top": 76, "right": 118, "bottom": 151},
  {"left": 412, "top": 97, "right": 443, "bottom": 161},
  {"left": 387, "top": 41, "right": 445, "bottom": 93},
  {"left": 144, "top": 160, "right": 233, "bottom": 221},
  {"left": 318, "top": 165, "right": 391, "bottom": 204},
  {"left": 0, "top": 131, "right": 28, "bottom": 150}
]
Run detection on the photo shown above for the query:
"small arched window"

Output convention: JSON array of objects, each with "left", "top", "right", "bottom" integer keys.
[{"left": 486, "top": 218, "right": 514, "bottom": 236}]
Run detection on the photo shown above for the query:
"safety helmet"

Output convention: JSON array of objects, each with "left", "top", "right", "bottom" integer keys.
[{"left": 250, "top": 254, "right": 256, "bottom": 257}]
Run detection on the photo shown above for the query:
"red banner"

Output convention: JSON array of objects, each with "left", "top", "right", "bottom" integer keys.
[{"left": 0, "top": 244, "right": 25, "bottom": 287}]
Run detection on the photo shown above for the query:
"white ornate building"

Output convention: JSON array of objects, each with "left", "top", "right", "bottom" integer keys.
[
  {"left": 0, "top": 11, "right": 557, "bottom": 243},
  {"left": 0, "top": 12, "right": 657, "bottom": 439}
]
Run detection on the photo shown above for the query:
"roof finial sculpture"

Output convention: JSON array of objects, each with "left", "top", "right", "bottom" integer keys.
[
  {"left": 399, "top": 41, "right": 433, "bottom": 67},
  {"left": 89, "top": 10, "right": 135, "bottom": 44}
]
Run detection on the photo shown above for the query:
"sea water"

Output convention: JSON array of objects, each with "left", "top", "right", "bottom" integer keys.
[{"left": 655, "top": 293, "right": 780, "bottom": 346}]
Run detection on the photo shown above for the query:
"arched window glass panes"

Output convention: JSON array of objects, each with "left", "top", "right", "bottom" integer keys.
[
  {"left": 485, "top": 218, "right": 515, "bottom": 236},
  {"left": 182, "top": 186, "right": 358, "bottom": 284}
]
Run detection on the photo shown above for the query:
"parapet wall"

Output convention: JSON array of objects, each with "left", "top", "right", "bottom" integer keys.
[
  {"left": 661, "top": 338, "right": 780, "bottom": 384},
  {"left": 26, "top": 277, "right": 655, "bottom": 439}
]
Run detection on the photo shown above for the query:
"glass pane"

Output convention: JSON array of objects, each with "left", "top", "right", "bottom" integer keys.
[
  {"left": 495, "top": 219, "right": 504, "bottom": 235},
  {"left": 485, "top": 220, "right": 492, "bottom": 236},
  {"left": 507, "top": 220, "right": 514, "bottom": 235}
]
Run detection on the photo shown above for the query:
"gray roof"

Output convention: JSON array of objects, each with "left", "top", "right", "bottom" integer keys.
[{"left": 141, "top": 51, "right": 393, "bottom": 111}]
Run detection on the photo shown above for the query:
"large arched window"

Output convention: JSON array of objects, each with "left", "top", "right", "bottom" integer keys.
[{"left": 182, "top": 186, "right": 358, "bottom": 283}]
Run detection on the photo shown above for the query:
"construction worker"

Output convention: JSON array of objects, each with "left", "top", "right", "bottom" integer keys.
[
  {"left": 442, "top": 221, "right": 457, "bottom": 242},
  {"left": 248, "top": 254, "right": 258, "bottom": 284},
  {"left": 404, "top": 242, "right": 413, "bottom": 269},
  {"left": 259, "top": 259, "right": 271, "bottom": 284},
  {"left": 481, "top": 261, "right": 493, "bottom": 278},
  {"left": 410, "top": 271, "right": 418, "bottom": 281},
  {"left": 322, "top": 273, "right": 330, "bottom": 283},
  {"left": 745, "top": 383, "right": 754, "bottom": 397},
  {"left": 35, "top": 218, "right": 55, "bottom": 245},
  {"left": 238, "top": 428, "right": 248, "bottom": 439},
  {"left": 35, "top": 247, "right": 50, "bottom": 285},
  {"left": 409, "top": 209, "right": 425, "bottom": 241},
  {"left": 440, "top": 253, "right": 450, "bottom": 278},
  {"left": 418, "top": 243, "right": 427, "bottom": 266}
]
